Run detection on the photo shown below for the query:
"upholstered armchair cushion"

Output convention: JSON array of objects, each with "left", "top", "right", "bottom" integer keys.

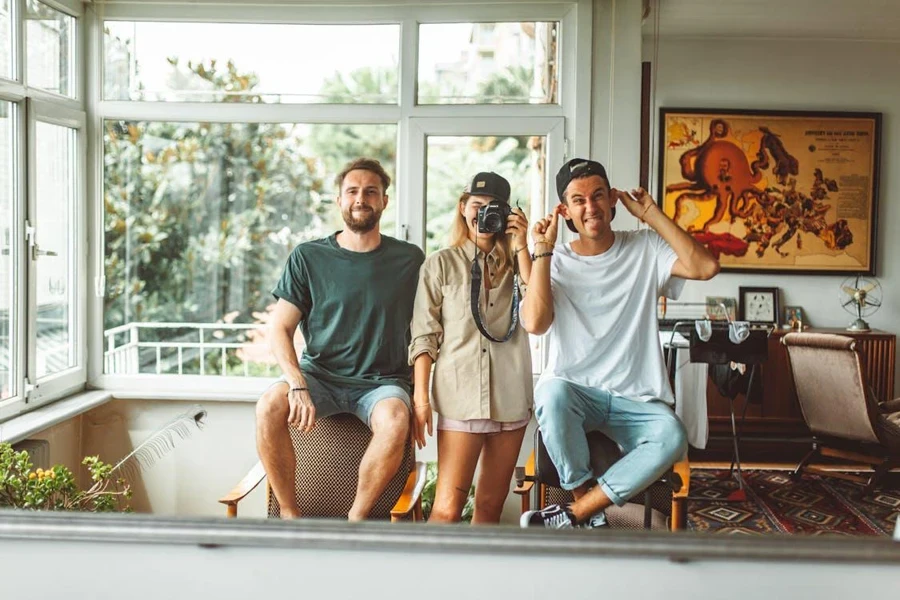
[{"left": 782, "top": 332, "right": 880, "bottom": 444}]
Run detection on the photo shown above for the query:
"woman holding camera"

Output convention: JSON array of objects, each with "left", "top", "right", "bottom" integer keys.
[{"left": 408, "top": 172, "right": 534, "bottom": 524}]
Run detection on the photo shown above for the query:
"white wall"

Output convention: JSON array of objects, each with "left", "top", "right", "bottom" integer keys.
[
  {"left": 645, "top": 37, "right": 899, "bottom": 393},
  {"left": 81, "top": 399, "right": 267, "bottom": 518}
]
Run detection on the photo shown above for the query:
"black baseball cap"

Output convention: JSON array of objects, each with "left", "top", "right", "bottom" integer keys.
[
  {"left": 556, "top": 158, "right": 611, "bottom": 233},
  {"left": 466, "top": 172, "right": 511, "bottom": 203}
]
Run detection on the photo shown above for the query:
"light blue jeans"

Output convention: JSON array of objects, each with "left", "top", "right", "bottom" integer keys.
[{"left": 534, "top": 378, "right": 688, "bottom": 506}]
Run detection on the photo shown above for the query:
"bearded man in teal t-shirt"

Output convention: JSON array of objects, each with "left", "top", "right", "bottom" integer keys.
[{"left": 257, "top": 157, "right": 424, "bottom": 521}]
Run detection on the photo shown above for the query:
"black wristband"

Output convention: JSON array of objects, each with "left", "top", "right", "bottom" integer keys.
[{"left": 290, "top": 387, "right": 308, "bottom": 392}]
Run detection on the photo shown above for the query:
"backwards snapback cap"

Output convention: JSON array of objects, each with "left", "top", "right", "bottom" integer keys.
[
  {"left": 555, "top": 158, "right": 612, "bottom": 233},
  {"left": 466, "top": 172, "right": 511, "bottom": 203}
]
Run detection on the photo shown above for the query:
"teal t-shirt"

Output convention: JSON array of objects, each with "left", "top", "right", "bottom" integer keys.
[{"left": 272, "top": 233, "right": 424, "bottom": 390}]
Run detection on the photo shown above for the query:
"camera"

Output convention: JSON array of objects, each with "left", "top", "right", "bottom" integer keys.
[{"left": 477, "top": 201, "right": 512, "bottom": 234}]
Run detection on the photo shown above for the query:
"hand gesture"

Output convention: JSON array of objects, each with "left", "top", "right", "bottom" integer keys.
[
  {"left": 505, "top": 207, "right": 529, "bottom": 251},
  {"left": 614, "top": 187, "right": 657, "bottom": 220},
  {"left": 412, "top": 393, "right": 433, "bottom": 450},
  {"left": 532, "top": 205, "right": 562, "bottom": 246},
  {"left": 287, "top": 387, "right": 316, "bottom": 432}
]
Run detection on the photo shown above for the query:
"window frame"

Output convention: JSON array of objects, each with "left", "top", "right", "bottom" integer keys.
[
  {"left": 0, "top": 94, "right": 25, "bottom": 420},
  {"left": 0, "top": 0, "right": 85, "bottom": 422},
  {"left": 88, "top": 0, "right": 592, "bottom": 395},
  {"left": 23, "top": 97, "right": 86, "bottom": 410}
]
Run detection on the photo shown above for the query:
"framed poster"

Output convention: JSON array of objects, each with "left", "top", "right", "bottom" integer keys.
[{"left": 658, "top": 108, "right": 880, "bottom": 274}]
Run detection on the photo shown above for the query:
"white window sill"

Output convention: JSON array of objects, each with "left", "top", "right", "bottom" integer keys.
[
  {"left": 0, "top": 386, "right": 265, "bottom": 445},
  {"left": 0, "top": 391, "right": 114, "bottom": 445}
]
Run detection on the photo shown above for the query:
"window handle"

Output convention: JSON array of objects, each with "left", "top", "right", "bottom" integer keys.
[{"left": 32, "top": 244, "right": 58, "bottom": 259}]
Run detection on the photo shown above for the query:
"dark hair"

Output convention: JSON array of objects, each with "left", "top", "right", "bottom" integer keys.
[{"left": 335, "top": 158, "right": 391, "bottom": 193}]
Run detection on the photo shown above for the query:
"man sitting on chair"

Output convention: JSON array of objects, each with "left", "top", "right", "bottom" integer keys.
[
  {"left": 257, "top": 158, "right": 424, "bottom": 520},
  {"left": 520, "top": 158, "right": 719, "bottom": 529}
]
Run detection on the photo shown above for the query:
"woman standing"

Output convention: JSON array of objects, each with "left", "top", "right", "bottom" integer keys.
[{"left": 409, "top": 172, "right": 534, "bottom": 524}]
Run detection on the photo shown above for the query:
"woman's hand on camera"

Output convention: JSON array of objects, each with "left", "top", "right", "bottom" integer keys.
[
  {"left": 506, "top": 208, "right": 529, "bottom": 251},
  {"left": 412, "top": 395, "right": 433, "bottom": 449},
  {"left": 532, "top": 205, "right": 562, "bottom": 246}
]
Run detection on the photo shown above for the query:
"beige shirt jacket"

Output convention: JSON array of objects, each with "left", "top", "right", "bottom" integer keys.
[{"left": 408, "top": 239, "right": 534, "bottom": 422}]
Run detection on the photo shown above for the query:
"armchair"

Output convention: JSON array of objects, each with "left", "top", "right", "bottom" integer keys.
[
  {"left": 219, "top": 414, "right": 426, "bottom": 521},
  {"left": 782, "top": 332, "right": 900, "bottom": 495}
]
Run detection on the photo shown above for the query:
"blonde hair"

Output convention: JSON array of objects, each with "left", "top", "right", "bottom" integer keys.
[{"left": 449, "top": 192, "right": 515, "bottom": 274}]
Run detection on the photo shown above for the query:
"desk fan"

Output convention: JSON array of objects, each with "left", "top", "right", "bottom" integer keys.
[{"left": 840, "top": 274, "right": 882, "bottom": 332}]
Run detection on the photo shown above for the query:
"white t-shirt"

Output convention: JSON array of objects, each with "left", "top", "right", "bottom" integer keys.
[{"left": 536, "top": 229, "right": 685, "bottom": 404}]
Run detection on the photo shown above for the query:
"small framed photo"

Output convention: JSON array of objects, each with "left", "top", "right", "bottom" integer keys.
[
  {"left": 705, "top": 296, "right": 736, "bottom": 321},
  {"left": 784, "top": 305, "right": 804, "bottom": 330},
  {"left": 738, "top": 286, "right": 780, "bottom": 326}
]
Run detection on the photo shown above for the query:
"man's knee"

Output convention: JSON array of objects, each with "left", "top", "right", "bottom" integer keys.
[
  {"left": 657, "top": 414, "right": 688, "bottom": 463},
  {"left": 534, "top": 379, "right": 578, "bottom": 426},
  {"left": 256, "top": 385, "right": 288, "bottom": 426},
  {"left": 370, "top": 398, "right": 410, "bottom": 440}
]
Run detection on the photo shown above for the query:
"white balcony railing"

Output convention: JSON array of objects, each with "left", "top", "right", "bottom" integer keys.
[{"left": 103, "top": 322, "right": 277, "bottom": 377}]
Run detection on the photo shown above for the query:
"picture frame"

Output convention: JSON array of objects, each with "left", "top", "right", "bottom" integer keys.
[
  {"left": 705, "top": 296, "right": 737, "bottom": 321},
  {"left": 739, "top": 286, "right": 780, "bottom": 326},
  {"left": 658, "top": 108, "right": 880, "bottom": 275},
  {"left": 784, "top": 305, "right": 804, "bottom": 330}
]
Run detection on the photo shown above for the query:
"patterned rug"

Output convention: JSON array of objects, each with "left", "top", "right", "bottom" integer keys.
[{"left": 688, "top": 469, "right": 900, "bottom": 536}]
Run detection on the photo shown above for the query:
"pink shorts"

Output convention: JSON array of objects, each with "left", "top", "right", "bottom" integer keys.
[{"left": 437, "top": 415, "right": 531, "bottom": 434}]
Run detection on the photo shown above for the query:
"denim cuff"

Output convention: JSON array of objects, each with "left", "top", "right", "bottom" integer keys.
[
  {"left": 559, "top": 471, "right": 595, "bottom": 492},
  {"left": 597, "top": 477, "right": 627, "bottom": 507}
]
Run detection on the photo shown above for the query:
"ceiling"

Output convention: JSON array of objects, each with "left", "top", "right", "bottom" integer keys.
[{"left": 645, "top": 0, "right": 900, "bottom": 41}]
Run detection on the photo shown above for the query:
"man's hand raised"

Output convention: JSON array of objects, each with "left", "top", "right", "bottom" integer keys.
[
  {"left": 613, "top": 187, "right": 658, "bottom": 222},
  {"left": 532, "top": 204, "right": 563, "bottom": 246}
]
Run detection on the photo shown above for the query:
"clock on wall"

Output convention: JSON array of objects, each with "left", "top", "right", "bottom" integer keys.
[{"left": 739, "top": 286, "right": 780, "bottom": 326}]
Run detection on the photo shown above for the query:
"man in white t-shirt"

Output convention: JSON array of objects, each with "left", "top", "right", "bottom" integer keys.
[{"left": 520, "top": 158, "right": 720, "bottom": 529}]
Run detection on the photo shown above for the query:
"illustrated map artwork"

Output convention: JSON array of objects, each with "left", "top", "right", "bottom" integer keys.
[{"left": 659, "top": 110, "right": 879, "bottom": 273}]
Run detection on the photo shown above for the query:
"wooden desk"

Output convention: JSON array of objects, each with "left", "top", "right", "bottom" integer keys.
[{"left": 705, "top": 328, "right": 896, "bottom": 440}]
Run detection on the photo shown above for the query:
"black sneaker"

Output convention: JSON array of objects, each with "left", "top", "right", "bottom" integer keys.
[
  {"left": 520, "top": 504, "right": 575, "bottom": 529},
  {"left": 578, "top": 510, "right": 609, "bottom": 529}
]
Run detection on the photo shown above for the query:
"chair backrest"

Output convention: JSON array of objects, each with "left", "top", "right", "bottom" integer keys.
[
  {"left": 267, "top": 414, "right": 413, "bottom": 519},
  {"left": 782, "top": 332, "right": 881, "bottom": 444}
]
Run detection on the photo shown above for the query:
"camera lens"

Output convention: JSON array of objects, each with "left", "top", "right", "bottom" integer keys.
[{"left": 483, "top": 213, "right": 503, "bottom": 232}]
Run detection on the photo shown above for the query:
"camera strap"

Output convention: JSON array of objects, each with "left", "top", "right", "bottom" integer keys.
[{"left": 469, "top": 249, "right": 520, "bottom": 343}]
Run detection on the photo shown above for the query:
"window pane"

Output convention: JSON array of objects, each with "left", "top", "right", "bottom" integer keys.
[
  {"left": 418, "top": 22, "right": 558, "bottom": 105},
  {"left": 1, "top": 0, "right": 11, "bottom": 80},
  {"left": 425, "top": 134, "right": 547, "bottom": 373},
  {"left": 104, "top": 22, "right": 399, "bottom": 104},
  {"left": 103, "top": 120, "right": 396, "bottom": 376},
  {"left": 0, "top": 102, "right": 14, "bottom": 399},
  {"left": 26, "top": 0, "right": 74, "bottom": 97},
  {"left": 35, "top": 121, "right": 76, "bottom": 379}
]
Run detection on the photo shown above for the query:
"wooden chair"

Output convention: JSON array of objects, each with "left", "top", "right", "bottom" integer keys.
[
  {"left": 514, "top": 429, "right": 690, "bottom": 531},
  {"left": 219, "top": 414, "right": 426, "bottom": 521},
  {"left": 783, "top": 332, "right": 900, "bottom": 495}
]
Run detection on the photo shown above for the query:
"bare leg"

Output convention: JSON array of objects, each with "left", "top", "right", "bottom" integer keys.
[
  {"left": 568, "top": 485, "right": 613, "bottom": 524},
  {"left": 429, "top": 430, "right": 483, "bottom": 523},
  {"left": 348, "top": 398, "right": 409, "bottom": 521},
  {"left": 256, "top": 382, "right": 301, "bottom": 519},
  {"left": 471, "top": 427, "right": 527, "bottom": 525}
]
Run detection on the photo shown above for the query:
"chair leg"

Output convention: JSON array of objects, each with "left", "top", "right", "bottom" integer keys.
[
  {"left": 643, "top": 490, "right": 652, "bottom": 529},
  {"left": 792, "top": 443, "right": 820, "bottom": 482},
  {"left": 863, "top": 458, "right": 897, "bottom": 497},
  {"left": 671, "top": 497, "right": 687, "bottom": 531}
]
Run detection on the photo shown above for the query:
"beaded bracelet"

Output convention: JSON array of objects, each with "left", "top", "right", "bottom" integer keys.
[{"left": 531, "top": 251, "right": 554, "bottom": 260}]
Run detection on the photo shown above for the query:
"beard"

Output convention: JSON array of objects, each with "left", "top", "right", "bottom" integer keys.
[{"left": 342, "top": 205, "right": 382, "bottom": 233}]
